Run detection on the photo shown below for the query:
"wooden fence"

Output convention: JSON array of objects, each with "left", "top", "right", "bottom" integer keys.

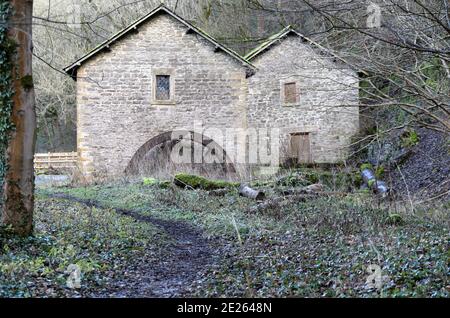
[{"left": 34, "top": 152, "right": 78, "bottom": 173}]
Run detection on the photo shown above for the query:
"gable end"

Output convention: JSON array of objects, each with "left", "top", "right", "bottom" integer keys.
[{"left": 64, "top": 4, "right": 256, "bottom": 80}]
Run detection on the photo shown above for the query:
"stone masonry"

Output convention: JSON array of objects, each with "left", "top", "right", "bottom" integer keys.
[
  {"left": 247, "top": 36, "right": 359, "bottom": 163},
  {"left": 68, "top": 6, "right": 360, "bottom": 177}
]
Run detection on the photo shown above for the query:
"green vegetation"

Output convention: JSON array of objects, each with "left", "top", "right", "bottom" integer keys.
[
  {"left": 419, "top": 57, "right": 449, "bottom": 92},
  {"left": 34, "top": 178, "right": 449, "bottom": 298},
  {"left": 174, "top": 173, "right": 240, "bottom": 190},
  {"left": 276, "top": 168, "right": 362, "bottom": 190},
  {"left": 401, "top": 130, "right": 420, "bottom": 148},
  {"left": 360, "top": 163, "right": 373, "bottom": 171},
  {"left": 0, "top": 2, "right": 15, "bottom": 194},
  {"left": 142, "top": 177, "right": 158, "bottom": 185},
  {"left": 1, "top": 170, "right": 448, "bottom": 297},
  {"left": 20, "top": 75, "right": 34, "bottom": 90},
  {"left": 142, "top": 177, "right": 171, "bottom": 188},
  {"left": 375, "top": 165, "right": 385, "bottom": 179},
  {"left": 0, "top": 194, "right": 165, "bottom": 297},
  {"left": 385, "top": 214, "right": 404, "bottom": 226}
]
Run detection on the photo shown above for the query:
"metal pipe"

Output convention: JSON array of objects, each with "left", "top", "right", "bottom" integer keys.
[{"left": 361, "top": 169, "right": 389, "bottom": 196}]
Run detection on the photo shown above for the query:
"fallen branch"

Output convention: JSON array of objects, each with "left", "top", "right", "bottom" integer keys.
[
  {"left": 239, "top": 184, "right": 265, "bottom": 201},
  {"left": 173, "top": 173, "right": 239, "bottom": 191}
]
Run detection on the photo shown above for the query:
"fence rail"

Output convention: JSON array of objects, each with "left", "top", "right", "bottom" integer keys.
[{"left": 34, "top": 152, "right": 78, "bottom": 172}]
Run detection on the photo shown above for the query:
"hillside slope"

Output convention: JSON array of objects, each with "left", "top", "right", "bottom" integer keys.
[{"left": 389, "top": 128, "right": 449, "bottom": 201}]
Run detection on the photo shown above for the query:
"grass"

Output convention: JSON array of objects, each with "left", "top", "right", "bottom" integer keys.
[
  {"left": 43, "top": 177, "right": 450, "bottom": 298},
  {"left": 1, "top": 173, "right": 449, "bottom": 298},
  {"left": 0, "top": 193, "right": 166, "bottom": 297}
]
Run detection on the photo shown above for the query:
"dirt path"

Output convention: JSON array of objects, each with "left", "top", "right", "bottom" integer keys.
[{"left": 49, "top": 193, "right": 220, "bottom": 298}]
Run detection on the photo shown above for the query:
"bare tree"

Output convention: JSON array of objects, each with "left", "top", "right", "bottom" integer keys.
[
  {"left": 32, "top": 0, "right": 206, "bottom": 152},
  {"left": 31, "top": 0, "right": 449, "bottom": 160},
  {"left": 2, "top": 0, "right": 37, "bottom": 236},
  {"left": 299, "top": 0, "right": 450, "bottom": 133}
]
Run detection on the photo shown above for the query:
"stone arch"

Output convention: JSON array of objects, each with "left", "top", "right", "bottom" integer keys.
[{"left": 125, "top": 131, "right": 236, "bottom": 175}]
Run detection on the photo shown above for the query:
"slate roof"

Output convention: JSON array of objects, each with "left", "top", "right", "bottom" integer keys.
[
  {"left": 64, "top": 4, "right": 256, "bottom": 78},
  {"left": 244, "top": 26, "right": 295, "bottom": 61},
  {"left": 244, "top": 25, "right": 358, "bottom": 71},
  {"left": 64, "top": 4, "right": 359, "bottom": 78}
]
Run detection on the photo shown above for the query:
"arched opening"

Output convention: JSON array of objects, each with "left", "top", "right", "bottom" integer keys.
[{"left": 125, "top": 131, "right": 236, "bottom": 179}]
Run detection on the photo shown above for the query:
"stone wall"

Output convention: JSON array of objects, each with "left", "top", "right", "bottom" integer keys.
[
  {"left": 247, "top": 35, "right": 360, "bottom": 163},
  {"left": 76, "top": 13, "right": 248, "bottom": 176},
  {"left": 76, "top": 13, "right": 360, "bottom": 177}
]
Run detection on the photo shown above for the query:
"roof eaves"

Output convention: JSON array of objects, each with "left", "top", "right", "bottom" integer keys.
[
  {"left": 64, "top": 4, "right": 165, "bottom": 76},
  {"left": 290, "top": 31, "right": 362, "bottom": 73},
  {"left": 244, "top": 26, "right": 362, "bottom": 73},
  {"left": 64, "top": 4, "right": 256, "bottom": 78},
  {"left": 181, "top": 22, "right": 256, "bottom": 71}
]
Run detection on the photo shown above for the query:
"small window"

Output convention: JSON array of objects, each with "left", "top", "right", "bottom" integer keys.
[
  {"left": 155, "top": 75, "right": 171, "bottom": 101},
  {"left": 152, "top": 69, "right": 175, "bottom": 105},
  {"left": 284, "top": 82, "right": 297, "bottom": 104}
]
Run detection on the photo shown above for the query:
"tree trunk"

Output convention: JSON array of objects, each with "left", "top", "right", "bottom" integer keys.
[
  {"left": 2, "top": 0, "right": 36, "bottom": 236},
  {"left": 239, "top": 184, "right": 265, "bottom": 201}
]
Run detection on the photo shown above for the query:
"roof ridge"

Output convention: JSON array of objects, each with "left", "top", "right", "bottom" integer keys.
[
  {"left": 244, "top": 25, "right": 294, "bottom": 61},
  {"left": 64, "top": 4, "right": 255, "bottom": 78},
  {"left": 243, "top": 25, "right": 359, "bottom": 72}
]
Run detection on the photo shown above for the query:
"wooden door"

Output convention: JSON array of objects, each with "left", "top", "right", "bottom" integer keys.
[{"left": 290, "top": 133, "right": 311, "bottom": 164}]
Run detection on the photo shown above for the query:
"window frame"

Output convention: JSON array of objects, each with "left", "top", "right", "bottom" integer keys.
[{"left": 152, "top": 68, "right": 176, "bottom": 105}]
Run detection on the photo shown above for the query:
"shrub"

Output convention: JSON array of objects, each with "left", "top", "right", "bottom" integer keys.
[{"left": 401, "top": 130, "right": 420, "bottom": 147}]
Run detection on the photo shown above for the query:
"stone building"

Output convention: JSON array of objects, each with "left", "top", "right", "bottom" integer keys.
[{"left": 65, "top": 4, "right": 359, "bottom": 178}]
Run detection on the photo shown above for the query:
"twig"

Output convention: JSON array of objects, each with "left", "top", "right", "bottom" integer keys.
[{"left": 396, "top": 165, "right": 415, "bottom": 214}]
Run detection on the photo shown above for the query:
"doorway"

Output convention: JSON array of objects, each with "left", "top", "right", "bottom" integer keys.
[{"left": 290, "top": 133, "right": 312, "bottom": 164}]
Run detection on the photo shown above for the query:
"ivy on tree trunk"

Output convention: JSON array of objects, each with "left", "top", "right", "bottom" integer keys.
[
  {"left": 0, "top": 2, "right": 15, "bottom": 205},
  {"left": 1, "top": 0, "right": 36, "bottom": 237}
]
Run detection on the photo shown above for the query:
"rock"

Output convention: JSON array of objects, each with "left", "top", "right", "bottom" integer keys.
[{"left": 304, "top": 183, "right": 325, "bottom": 193}]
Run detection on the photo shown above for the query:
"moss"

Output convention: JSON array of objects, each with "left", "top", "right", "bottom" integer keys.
[
  {"left": 250, "top": 180, "right": 275, "bottom": 188},
  {"left": 352, "top": 172, "right": 364, "bottom": 188},
  {"left": 385, "top": 214, "right": 404, "bottom": 226},
  {"left": 277, "top": 173, "right": 312, "bottom": 187},
  {"left": 244, "top": 26, "right": 291, "bottom": 61},
  {"left": 278, "top": 169, "right": 362, "bottom": 190},
  {"left": 375, "top": 165, "right": 385, "bottom": 179},
  {"left": 142, "top": 178, "right": 157, "bottom": 186},
  {"left": 143, "top": 178, "right": 172, "bottom": 189},
  {"left": 174, "top": 173, "right": 239, "bottom": 190},
  {"left": 0, "top": 2, "right": 15, "bottom": 195},
  {"left": 366, "top": 126, "right": 378, "bottom": 135},
  {"left": 360, "top": 163, "right": 373, "bottom": 172},
  {"left": 20, "top": 75, "right": 34, "bottom": 90},
  {"left": 159, "top": 180, "right": 172, "bottom": 189}
]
